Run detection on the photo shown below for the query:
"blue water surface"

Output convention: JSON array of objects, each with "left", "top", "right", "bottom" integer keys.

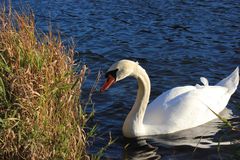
[{"left": 10, "top": 0, "right": 240, "bottom": 159}]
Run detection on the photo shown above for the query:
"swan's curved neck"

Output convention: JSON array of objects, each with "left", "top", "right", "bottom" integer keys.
[{"left": 123, "top": 65, "right": 150, "bottom": 137}]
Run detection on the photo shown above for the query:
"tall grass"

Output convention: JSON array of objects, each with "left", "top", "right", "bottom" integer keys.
[{"left": 0, "top": 6, "right": 89, "bottom": 159}]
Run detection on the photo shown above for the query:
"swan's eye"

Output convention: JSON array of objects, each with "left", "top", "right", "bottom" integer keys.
[{"left": 105, "top": 69, "right": 118, "bottom": 78}]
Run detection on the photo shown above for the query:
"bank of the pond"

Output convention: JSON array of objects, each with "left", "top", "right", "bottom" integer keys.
[{"left": 0, "top": 7, "right": 89, "bottom": 159}]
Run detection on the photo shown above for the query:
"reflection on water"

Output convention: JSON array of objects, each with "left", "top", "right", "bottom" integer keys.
[
  {"left": 123, "top": 139, "right": 161, "bottom": 160},
  {"left": 122, "top": 116, "right": 240, "bottom": 160},
  {"left": 148, "top": 109, "right": 233, "bottom": 149},
  {"left": 88, "top": 103, "right": 240, "bottom": 159},
  {"left": 10, "top": 0, "right": 240, "bottom": 159}
]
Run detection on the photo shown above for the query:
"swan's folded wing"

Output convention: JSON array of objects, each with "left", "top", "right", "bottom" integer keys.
[
  {"left": 160, "top": 86, "right": 230, "bottom": 131},
  {"left": 144, "top": 86, "right": 196, "bottom": 124},
  {"left": 144, "top": 86, "right": 230, "bottom": 131}
]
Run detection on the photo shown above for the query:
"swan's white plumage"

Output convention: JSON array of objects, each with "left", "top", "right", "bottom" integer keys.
[
  {"left": 144, "top": 85, "right": 229, "bottom": 135},
  {"left": 102, "top": 60, "right": 239, "bottom": 137},
  {"left": 200, "top": 77, "right": 209, "bottom": 86}
]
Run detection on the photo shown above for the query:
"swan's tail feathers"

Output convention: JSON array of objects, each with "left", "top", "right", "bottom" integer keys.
[{"left": 216, "top": 67, "right": 239, "bottom": 95}]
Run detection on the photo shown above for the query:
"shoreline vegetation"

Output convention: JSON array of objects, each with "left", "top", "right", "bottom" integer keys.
[{"left": 0, "top": 6, "right": 90, "bottom": 159}]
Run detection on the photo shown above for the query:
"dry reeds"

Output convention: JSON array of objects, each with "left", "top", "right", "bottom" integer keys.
[{"left": 0, "top": 6, "right": 89, "bottom": 160}]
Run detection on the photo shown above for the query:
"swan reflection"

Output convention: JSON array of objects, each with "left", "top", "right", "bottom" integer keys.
[
  {"left": 122, "top": 113, "right": 240, "bottom": 160},
  {"left": 123, "top": 138, "right": 161, "bottom": 160}
]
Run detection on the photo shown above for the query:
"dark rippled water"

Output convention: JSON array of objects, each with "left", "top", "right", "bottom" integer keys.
[{"left": 11, "top": 0, "right": 240, "bottom": 159}]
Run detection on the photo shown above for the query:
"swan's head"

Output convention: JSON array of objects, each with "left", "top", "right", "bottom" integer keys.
[{"left": 100, "top": 60, "right": 139, "bottom": 92}]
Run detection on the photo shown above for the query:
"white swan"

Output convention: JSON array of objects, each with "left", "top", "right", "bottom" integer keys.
[{"left": 100, "top": 60, "right": 239, "bottom": 138}]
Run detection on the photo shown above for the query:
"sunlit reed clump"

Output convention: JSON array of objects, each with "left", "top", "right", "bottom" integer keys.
[{"left": 0, "top": 6, "right": 89, "bottom": 159}]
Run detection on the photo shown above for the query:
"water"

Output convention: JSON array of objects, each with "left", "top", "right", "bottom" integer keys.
[{"left": 11, "top": 0, "right": 240, "bottom": 159}]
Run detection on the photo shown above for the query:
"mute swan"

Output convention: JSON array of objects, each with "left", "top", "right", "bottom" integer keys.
[{"left": 100, "top": 60, "right": 239, "bottom": 138}]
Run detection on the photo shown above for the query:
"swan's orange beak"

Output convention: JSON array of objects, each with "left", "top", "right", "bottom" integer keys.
[{"left": 100, "top": 75, "right": 116, "bottom": 92}]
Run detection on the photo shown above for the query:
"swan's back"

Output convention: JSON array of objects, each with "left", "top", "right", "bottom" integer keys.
[{"left": 143, "top": 67, "right": 239, "bottom": 134}]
